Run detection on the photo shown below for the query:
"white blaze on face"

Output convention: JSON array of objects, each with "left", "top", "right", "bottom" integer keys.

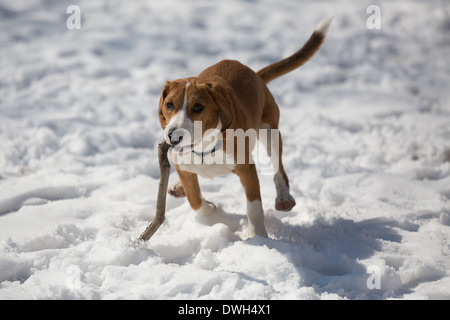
[{"left": 164, "top": 82, "right": 194, "bottom": 147}]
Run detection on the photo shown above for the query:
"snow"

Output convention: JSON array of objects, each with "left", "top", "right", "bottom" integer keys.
[{"left": 1, "top": 0, "right": 450, "bottom": 300}]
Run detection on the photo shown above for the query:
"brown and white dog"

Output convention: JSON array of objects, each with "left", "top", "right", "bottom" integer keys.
[{"left": 158, "top": 17, "right": 332, "bottom": 238}]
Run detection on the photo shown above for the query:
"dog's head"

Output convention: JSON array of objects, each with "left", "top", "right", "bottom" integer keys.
[{"left": 158, "top": 78, "right": 233, "bottom": 151}]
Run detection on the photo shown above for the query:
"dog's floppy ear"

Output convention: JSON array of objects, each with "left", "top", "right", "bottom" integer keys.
[
  {"left": 161, "top": 80, "right": 174, "bottom": 100},
  {"left": 206, "top": 81, "right": 235, "bottom": 130},
  {"left": 158, "top": 81, "right": 174, "bottom": 129}
]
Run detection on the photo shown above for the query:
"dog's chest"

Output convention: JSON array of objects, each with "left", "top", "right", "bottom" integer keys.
[{"left": 172, "top": 148, "right": 236, "bottom": 178}]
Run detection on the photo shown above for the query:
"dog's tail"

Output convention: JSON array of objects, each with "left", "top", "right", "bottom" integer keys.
[{"left": 257, "top": 17, "right": 333, "bottom": 84}]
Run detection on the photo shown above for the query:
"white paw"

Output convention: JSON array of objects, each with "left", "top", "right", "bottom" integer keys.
[
  {"left": 195, "top": 199, "right": 216, "bottom": 216},
  {"left": 247, "top": 224, "right": 268, "bottom": 238}
]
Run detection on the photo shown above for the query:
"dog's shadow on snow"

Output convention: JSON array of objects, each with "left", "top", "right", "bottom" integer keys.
[
  {"left": 197, "top": 206, "right": 402, "bottom": 261},
  {"left": 197, "top": 205, "right": 403, "bottom": 297},
  {"left": 264, "top": 212, "right": 402, "bottom": 296},
  {"left": 265, "top": 211, "right": 402, "bottom": 258}
]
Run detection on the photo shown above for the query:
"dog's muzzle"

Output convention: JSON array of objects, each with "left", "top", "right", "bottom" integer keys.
[{"left": 168, "top": 128, "right": 184, "bottom": 146}]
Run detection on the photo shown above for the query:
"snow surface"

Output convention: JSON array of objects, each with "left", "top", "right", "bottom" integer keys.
[{"left": 1, "top": 0, "right": 450, "bottom": 300}]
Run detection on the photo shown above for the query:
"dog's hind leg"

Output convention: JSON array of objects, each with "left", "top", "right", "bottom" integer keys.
[{"left": 260, "top": 113, "right": 296, "bottom": 212}]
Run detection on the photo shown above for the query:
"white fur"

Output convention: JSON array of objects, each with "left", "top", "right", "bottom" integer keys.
[
  {"left": 315, "top": 16, "right": 333, "bottom": 35},
  {"left": 195, "top": 199, "right": 216, "bottom": 216},
  {"left": 246, "top": 200, "right": 267, "bottom": 237},
  {"left": 274, "top": 171, "right": 290, "bottom": 199},
  {"left": 177, "top": 148, "right": 236, "bottom": 178},
  {"left": 181, "top": 82, "right": 190, "bottom": 109}
]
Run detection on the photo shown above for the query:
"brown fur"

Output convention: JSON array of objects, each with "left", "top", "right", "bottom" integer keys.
[{"left": 257, "top": 30, "right": 326, "bottom": 84}]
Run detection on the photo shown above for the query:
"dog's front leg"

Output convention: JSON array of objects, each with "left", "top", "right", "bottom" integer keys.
[
  {"left": 175, "top": 166, "right": 216, "bottom": 216},
  {"left": 235, "top": 164, "right": 268, "bottom": 238}
]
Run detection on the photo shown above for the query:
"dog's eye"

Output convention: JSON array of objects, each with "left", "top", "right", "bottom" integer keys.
[
  {"left": 192, "top": 104, "right": 204, "bottom": 113},
  {"left": 166, "top": 103, "right": 174, "bottom": 111}
]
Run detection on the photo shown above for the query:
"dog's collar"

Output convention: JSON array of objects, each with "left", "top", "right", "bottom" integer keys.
[{"left": 192, "top": 139, "right": 223, "bottom": 163}]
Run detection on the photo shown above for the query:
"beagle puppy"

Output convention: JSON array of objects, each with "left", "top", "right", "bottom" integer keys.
[{"left": 158, "top": 17, "right": 332, "bottom": 237}]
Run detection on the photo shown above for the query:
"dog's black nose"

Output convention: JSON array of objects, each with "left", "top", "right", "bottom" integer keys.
[{"left": 168, "top": 128, "right": 184, "bottom": 146}]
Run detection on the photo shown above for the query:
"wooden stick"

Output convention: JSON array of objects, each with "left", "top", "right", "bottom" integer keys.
[{"left": 138, "top": 140, "right": 171, "bottom": 241}]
